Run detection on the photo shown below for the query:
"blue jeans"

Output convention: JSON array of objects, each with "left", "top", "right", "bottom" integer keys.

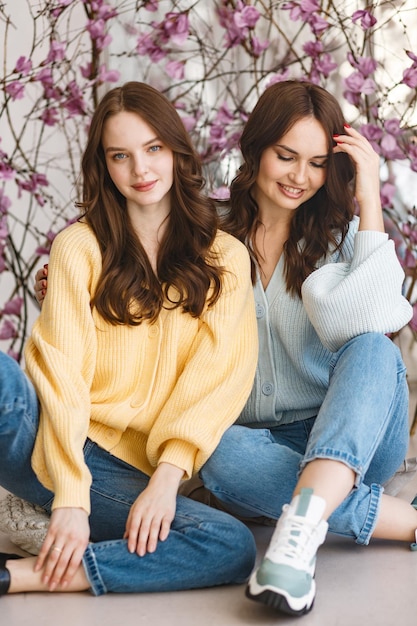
[
  {"left": 0, "top": 352, "right": 256, "bottom": 595},
  {"left": 200, "top": 333, "right": 410, "bottom": 545}
]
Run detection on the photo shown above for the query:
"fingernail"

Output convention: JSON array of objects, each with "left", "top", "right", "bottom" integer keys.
[
  {"left": 333, "top": 134, "right": 340, "bottom": 137},
  {"left": 344, "top": 123, "right": 351, "bottom": 128}
]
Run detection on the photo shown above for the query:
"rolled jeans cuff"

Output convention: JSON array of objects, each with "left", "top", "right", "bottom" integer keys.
[
  {"left": 82, "top": 544, "right": 106, "bottom": 596},
  {"left": 355, "top": 482, "right": 382, "bottom": 546},
  {"left": 300, "top": 447, "right": 364, "bottom": 487}
]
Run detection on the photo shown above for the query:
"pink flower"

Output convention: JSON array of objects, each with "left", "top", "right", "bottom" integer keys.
[
  {"left": 360, "top": 123, "right": 383, "bottom": 142},
  {"left": 282, "top": 0, "right": 328, "bottom": 33},
  {"left": 303, "top": 41, "right": 323, "bottom": 57},
  {"left": 46, "top": 40, "right": 66, "bottom": 64},
  {"left": 136, "top": 33, "right": 167, "bottom": 62},
  {"left": 344, "top": 72, "right": 376, "bottom": 95},
  {"left": 0, "top": 216, "right": 9, "bottom": 240},
  {"left": 300, "top": 0, "right": 320, "bottom": 13},
  {"left": 215, "top": 103, "right": 234, "bottom": 125},
  {"left": 98, "top": 65, "right": 120, "bottom": 83},
  {"left": 343, "top": 90, "right": 360, "bottom": 106},
  {"left": 352, "top": 10, "right": 377, "bottom": 30},
  {"left": 80, "top": 63, "right": 92, "bottom": 79},
  {"left": 179, "top": 116, "right": 197, "bottom": 132},
  {"left": 282, "top": 2, "right": 302, "bottom": 21},
  {"left": 40, "top": 107, "right": 60, "bottom": 126},
  {"left": 406, "top": 50, "right": 417, "bottom": 68},
  {"left": 95, "top": 3, "right": 118, "bottom": 21},
  {"left": 2, "top": 297, "right": 24, "bottom": 316},
  {"left": 235, "top": 6, "right": 260, "bottom": 29},
  {"left": 50, "top": 0, "right": 73, "bottom": 18},
  {"left": 384, "top": 119, "right": 402, "bottom": 136},
  {"left": 0, "top": 320, "right": 17, "bottom": 340},
  {"left": 0, "top": 160, "right": 15, "bottom": 182},
  {"left": 267, "top": 69, "right": 291, "bottom": 86},
  {"left": 87, "top": 18, "right": 106, "bottom": 40},
  {"left": 5, "top": 81, "right": 25, "bottom": 100},
  {"left": 35, "top": 229, "right": 57, "bottom": 256},
  {"left": 403, "top": 67, "right": 417, "bottom": 89},
  {"left": 309, "top": 13, "right": 329, "bottom": 35},
  {"left": 217, "top": 3, "right": 260, "bottom": 48},
  {"left": 380, "top": 182, "right": 396, "bottom": 208},
  {"left": 251, "top": 36, "right": 269, "bottom": 57},
  {"left": 380, "top": 134, "right": 404, "bottom": 160},
  {"left": 315, "top": 53, "right": 337, "bottom": 77},
  {"left": 0, "top": 190, "right": 11, "bottom": 214},
  {"left": 347, "top": 53, "right": 377, "bottom": 77},
  {"left": 163, "top": 12, "right": 189, "bottom": 46},
  {"left": 35, "top": 68, "right": 54, "bottom": 89},
  {"left": 17, "top": 172, "right": 49, "bottom": 198},
  {"left": 144, "top": 0, "right": 159, "bottom": 11},
  {"left": 86, "top": 18, "right": 113, "bottom": 50},
  {"left": 15, "top": 56, "right": 32, "bottom": 76},
  {"left": 63, "top": 81, "right": 87, "bottom": 116},
  {"left": 165, "top": 60, "right": 185, "bottom": 80}
]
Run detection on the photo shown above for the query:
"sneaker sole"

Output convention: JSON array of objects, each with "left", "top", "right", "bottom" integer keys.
[
  {"left": 245, "top": 571, "right": 316, "bottom": 618},
  {"left": 245, "top": 585, "right": 314, "bottom": 616}
]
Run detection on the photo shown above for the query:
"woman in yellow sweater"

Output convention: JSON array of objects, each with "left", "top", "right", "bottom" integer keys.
[{"left": 0, "top": 82, "right": 258, "bottom": 596}]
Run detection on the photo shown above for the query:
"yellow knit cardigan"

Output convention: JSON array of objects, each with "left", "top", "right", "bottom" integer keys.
[{"left": 25, "top": 222, "right": 258, "bottom": 514}]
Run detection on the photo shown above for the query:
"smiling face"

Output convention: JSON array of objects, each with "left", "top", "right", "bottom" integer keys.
[
  {"left": 102, "top": 111, "right": 174, "bottom": 217},
  {"left": 253, "top": 116, "right": 328, "bottom": 217}
]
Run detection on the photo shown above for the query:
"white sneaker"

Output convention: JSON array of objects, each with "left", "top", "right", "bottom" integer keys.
[{"left": 246, "top": 487, "right": 328, "bottom": 616}]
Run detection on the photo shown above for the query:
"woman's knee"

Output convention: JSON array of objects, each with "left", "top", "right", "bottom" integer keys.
[
  {"left": 201, "top": 425, "right": 265, "bottom": 481},
  {"left": 335, "top": 333, "right": 406, "bottom": 383},
  {"left": 210, "top": 515, "right": 257, "bottom": 583},
  {"left": 349, "top": 333, "right": 403, "bottom": 365}
]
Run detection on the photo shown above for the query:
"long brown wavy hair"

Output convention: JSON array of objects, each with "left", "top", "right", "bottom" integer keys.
[
  {"left": 78, "top": 81, "right": 223, "bottom": 325},
  {"left": 221, "top": 80, "right": 356, "bottom": 295}
]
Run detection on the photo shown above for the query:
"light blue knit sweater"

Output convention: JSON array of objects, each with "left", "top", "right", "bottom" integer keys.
[{"left": 237, "top": 216, "right": 412, "bottom": 428}]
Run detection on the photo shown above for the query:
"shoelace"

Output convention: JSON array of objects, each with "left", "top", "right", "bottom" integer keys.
[{"left": 266, "top": 512, "right": 320, "bottom": 565}]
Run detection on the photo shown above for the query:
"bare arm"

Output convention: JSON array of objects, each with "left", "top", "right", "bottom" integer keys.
[{"left": 333, "top": 124, "right": 384, "bottom": 232}]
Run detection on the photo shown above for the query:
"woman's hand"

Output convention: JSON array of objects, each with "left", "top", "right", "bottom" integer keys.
[
  {"left": 34, "top": 264, "right": 48, "bottom": 307},
  {"left": 35, "top": 507, "right": 90, "bottom": 591},
  {"left": 124, "top": 462, "right": 184, "bottom": 556},
  {"left": 333, "top": 124, "right": 384, "bottom": 232}
]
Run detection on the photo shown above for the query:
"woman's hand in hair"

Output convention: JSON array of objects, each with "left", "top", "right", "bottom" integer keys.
[
  {"left": 34, "top": 264, "right": 48, "bottom": 307},
  {"left": 333, "top": 124, "right": 384, "bottom": 232},
  {"left": 124, "top": 462, "right": 184, "bottom": 557}
]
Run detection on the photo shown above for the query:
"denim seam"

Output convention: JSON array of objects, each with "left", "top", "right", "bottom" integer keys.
[
  {"left": 82, "top": 544, "right": 107, "bottom": 596},
  {"left": 355, "top": 483, "right": 382, "bottom": 545},
  {"left": 300, "top": 447, "right": 364, "bottom": 487}
]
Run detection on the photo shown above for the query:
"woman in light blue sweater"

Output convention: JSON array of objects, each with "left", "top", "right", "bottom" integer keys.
[
  {"left": 198, "top": 80, "right": 417, "bottom": 617},
  {"left": 32, "top": 80, "right": 417, "bottom": 615}
]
